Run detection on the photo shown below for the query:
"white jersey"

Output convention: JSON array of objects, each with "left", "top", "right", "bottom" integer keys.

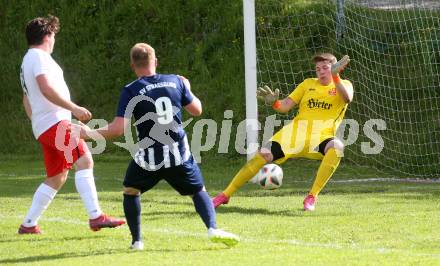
[{"left": 20, "top": 48, "right": 71, "bottom": 139}]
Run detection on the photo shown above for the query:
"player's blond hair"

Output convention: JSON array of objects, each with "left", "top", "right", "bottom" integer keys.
[
  {"left": 130, "top": 43, "right": 155, "bottom": 68},
  {"left": 312, "top": 53, "right": 337, "bottom": 64}
]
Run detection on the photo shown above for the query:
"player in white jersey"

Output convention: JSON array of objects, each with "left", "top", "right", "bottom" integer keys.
[{"left": 18, "top": 15, "right": 125, "bottom": 234}]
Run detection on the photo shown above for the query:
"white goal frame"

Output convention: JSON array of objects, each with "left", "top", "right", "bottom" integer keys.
[{"left": 243, "top": 0, "right": 258, "bottom": 160}]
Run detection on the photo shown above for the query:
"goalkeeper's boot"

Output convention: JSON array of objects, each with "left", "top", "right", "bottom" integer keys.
[
  {"left": 130, "top": 241, "right": 144, "bottom": 251},
  {"left": 212, "top": 192, "right": 229, "bottom": 208},
  {"left": 18, "top": 224, "right": 42, "bottom": 234},
  {"left": 89, "top": 214, "right": 126, "bottom": 231},
  {"left": 208, "top": 228, "right": 239, "bottom": 247},
  {"left": 303, "top": 194, "right": 317, "bottom": 211}
]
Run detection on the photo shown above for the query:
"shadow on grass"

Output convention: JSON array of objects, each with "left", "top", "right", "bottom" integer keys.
[
  {"left": 213, "top": 205, "right": 306, "bottom": 217},
  {"left": 0, "top": 245, "right": 229, "bottom": 264},
  {"left": 0, "top": 235, "right": 106, "bottom": 244},
  {"left": 230, "top": 181, "right": 440, "bottom": 198},
  {"left": 142, "top": 210, "right": 195, "bottom": 219},
  {"left": 0, "top": 252, "right": 119, "bottom": 264}
]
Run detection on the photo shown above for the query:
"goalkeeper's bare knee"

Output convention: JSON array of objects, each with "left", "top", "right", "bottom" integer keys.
[
  {"left": 260, "top": 141, "right": 285, "bottom": 162},
  {"left": 258, "top": 148, "right": 273, "bottom": 163},
  {"left": 324, "top": 138, "right": 345, "bottom": 154}
]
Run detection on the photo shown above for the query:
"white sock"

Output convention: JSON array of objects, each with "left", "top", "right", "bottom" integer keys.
[
  {"left": 75, "top": 169, "right": 103, "bottom": 219},
  {"left": 23, "top": 183, "right": 57, "bottom": 227}
]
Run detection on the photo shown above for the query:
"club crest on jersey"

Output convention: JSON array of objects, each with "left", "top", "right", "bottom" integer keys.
[{"left": 328, "top": 88, "right": 337, "bottom": 96}]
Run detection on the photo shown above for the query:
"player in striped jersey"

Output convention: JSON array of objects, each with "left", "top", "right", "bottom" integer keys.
[{"left": 77, "top": 43, "right": 239, "bottom": 250}]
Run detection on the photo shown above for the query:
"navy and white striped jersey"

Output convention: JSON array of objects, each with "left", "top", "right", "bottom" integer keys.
[{"left": 116, "top": 74, "right": 193, "bottom": 170}]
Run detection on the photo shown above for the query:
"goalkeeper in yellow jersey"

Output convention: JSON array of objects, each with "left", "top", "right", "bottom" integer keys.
[{"left": 213, "top": 53, "right": 353, "bottom": 211}]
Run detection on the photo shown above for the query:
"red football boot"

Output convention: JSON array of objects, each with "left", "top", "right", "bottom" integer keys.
[
  {"left": 89, "top": 214, "right": 125, "bottom": 231},
  {"left": 18, "top": 224, "right": 42, "bottom": 234}
]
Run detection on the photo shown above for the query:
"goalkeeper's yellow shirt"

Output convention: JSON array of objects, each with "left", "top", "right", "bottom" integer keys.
[
  {"left": 270, "top": 77, "right": 352, "bottom": 161},
  {"left": 288, "top": 77, "right": 352, "bottom": 139}
]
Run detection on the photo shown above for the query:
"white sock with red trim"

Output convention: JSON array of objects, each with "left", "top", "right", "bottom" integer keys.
[
  {"left": 75, "top": 169, "right": 103, "bottom": 219},
  {"left": 23, "top": 183, "right": 57, "bottom": 227}
]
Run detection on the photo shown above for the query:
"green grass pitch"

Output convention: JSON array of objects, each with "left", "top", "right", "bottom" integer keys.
[{"left": 1, "top": 154, "right": 440, "bottom": 265}]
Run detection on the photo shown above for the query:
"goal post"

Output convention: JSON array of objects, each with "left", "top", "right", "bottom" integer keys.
[
  {"left": 243, "top": 0, "right": 259, "bottom": 161},
  {"left": 244, "top": 0, "right": 440, "bottom": 179}
]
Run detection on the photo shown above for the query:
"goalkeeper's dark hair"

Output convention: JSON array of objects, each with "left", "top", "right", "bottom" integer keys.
[{"left": 25, "top": 15, "right": 60, "bottom": 46}]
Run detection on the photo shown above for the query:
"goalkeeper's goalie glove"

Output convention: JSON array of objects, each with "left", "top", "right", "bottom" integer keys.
[
  {"left": 331, "top": 55, "right": 350, "bottom": 75},
  {"left": 257, "top": 85, "right": 280, "bottom": 105}
]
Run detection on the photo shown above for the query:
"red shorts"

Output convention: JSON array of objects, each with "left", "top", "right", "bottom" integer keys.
[{"left": 38, "top": 120, "right": 89, "bottom": 177}]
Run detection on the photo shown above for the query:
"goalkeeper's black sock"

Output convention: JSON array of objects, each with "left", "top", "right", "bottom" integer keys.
[
  {"left": 123, "top": 194, "right": 142, "bottom": 243},
  {"left": 192, "top": 190, "right": 216, "bottom": 229}
]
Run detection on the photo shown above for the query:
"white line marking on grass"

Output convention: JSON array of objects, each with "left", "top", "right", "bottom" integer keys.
[
  {"left": 331, "top": 178, "right": 440, "bottom": 184},
  {"left": 281, "top": 178, "right": 440, "bottom": 184},
  {"left": 4, "top": 215, "right": 440, "bottom": 258},
  {"left": 131, "top": 227, "right": 440, "bottom": 258}
]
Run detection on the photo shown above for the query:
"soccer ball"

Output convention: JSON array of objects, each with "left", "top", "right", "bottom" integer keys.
[{"left": 257, "top": 164, "right": 283, "bottom": 190}]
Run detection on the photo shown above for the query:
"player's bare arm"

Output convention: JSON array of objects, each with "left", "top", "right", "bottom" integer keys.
[
  {"left": 275, "top": 97, "right": 296, "bottom": 113},
  {"left": 78, "top": 117, "right": 129, "bottom": 140},
  {"left": 179, "top": 76, "right": 202, "bottom": 116},
  {"left": 331, "top": 55, "right": 353, "bottom": 103},
  {"left": 36, "top": 74, "right": 92, "bottom": 121},
  {"left": 185, "top": 97, "right": 202, "bottom": 116},
  {"left": 334, "top": 81, "right": 353, "bottom": 103},
  {"left": 257, "top": 85, "right": 297, "bottom": 113},
  {"left": 22, "top": 94, "right": 32, "bottom": 119}
]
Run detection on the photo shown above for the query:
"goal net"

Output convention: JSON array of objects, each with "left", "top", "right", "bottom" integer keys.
[{"left": 254, "top": 0, "right": 440, "bottom": 179}]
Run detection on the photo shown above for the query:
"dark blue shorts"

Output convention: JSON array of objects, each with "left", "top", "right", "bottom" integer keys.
[{"left": 123, "top": 156, "right": 205, "bottom": 195}]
